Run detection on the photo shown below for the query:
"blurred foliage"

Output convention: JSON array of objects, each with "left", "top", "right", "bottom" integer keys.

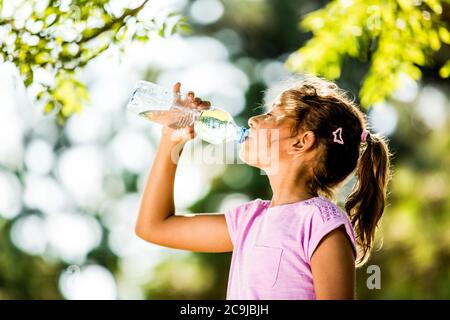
[
  {"left": 143, "top": 253, "right": 230, "bottom": 300},
  {"left": 0, "top": 0, "right": 189, "bottom": 123},
  {"left": 286, "top": 0, "right": 450, "bottom": 108},
  {"left": 0, "top": 219, "right": 62, "bottom": 299},
  {"left": 353, "top": 97, "right": 450, "bottom": 298}
]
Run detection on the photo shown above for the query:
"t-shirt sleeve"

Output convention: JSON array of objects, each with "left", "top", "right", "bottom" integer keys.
[
  {"left": 303, "top": 205, "right": 357, "bottom": 263},
  {"left": 224, "top": 200, "right": 257, "bottom": 246}
]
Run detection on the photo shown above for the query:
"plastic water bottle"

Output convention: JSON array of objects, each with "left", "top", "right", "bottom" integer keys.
[{"left": 127, "top": 81, "right": 249, "bottom": 144}]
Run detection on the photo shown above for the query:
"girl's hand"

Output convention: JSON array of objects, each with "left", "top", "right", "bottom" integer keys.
[
  {"left": 136, "top": 81, "right": 232, "bottom": 254},
  {"left": 161, "top": 82, "right": 211, "bottom": 145}
]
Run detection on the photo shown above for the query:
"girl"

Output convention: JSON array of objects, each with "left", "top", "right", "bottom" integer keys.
[{"left": 135, "top": 76, "right": 392, "bottom": 300}]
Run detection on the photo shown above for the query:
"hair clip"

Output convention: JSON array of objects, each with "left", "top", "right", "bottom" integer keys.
[
  {"left": 361, "top": 130, "right": 369, "bottom": 143},
  {"left": 332, "top": 127, "right": 344, "bottom": 144}
]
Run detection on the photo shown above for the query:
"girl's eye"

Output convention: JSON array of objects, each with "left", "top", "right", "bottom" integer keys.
[{"left": 265, "top": 112, "right": 273, "bottom": 117}]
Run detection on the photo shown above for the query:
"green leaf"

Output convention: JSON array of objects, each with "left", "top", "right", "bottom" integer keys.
[
  {"left": 439, "top": 60, "right": 450, "bottom": 78},
  {"left": 44, "top": 101, "right": 55, "bottom": 113},
  {"left": 53, "top": 73, "right": 90, "bottom": 118},
  {"left": 158, "top": 22, "right": 167, "bottom": 37},
  {"left": 424, "top": 0, "right": 443, "bottom": 14},
  {"left": 438, "top": 27, "right": 450, "bottom": 44},
  {"left": 176, "top": 17, "right": 192, "bottom": 35},
  {"left": 429, "top": 30, "right": 441, "bottom": 51},
  {"left": 178, "top": 23, "right": 192, "bottom": 35},
  {"left": 133, "top": 34, "right": 149, "bottom": 42}
]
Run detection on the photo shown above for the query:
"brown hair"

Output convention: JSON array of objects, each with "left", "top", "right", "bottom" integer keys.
[{"left": 277, "top": 76, "right": 392, "bottom": 266}]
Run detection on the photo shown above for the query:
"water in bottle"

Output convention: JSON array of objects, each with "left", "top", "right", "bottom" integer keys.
[{"left": 127, "top": 81, "right": 249, "bottom": 144}]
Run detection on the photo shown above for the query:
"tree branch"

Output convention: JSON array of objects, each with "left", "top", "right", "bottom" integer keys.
[{"left": 76, "top": 0, "right": 150, "bottom": 45}]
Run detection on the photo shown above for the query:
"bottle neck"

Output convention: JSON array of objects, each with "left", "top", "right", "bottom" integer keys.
[{"left": 236, "top": 127, "right": 249, "bottom": 143}]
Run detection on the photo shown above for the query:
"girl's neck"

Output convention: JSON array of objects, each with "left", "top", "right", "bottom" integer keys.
[{"left": 267, "top": 164, "right": 317, "bottom": 208}]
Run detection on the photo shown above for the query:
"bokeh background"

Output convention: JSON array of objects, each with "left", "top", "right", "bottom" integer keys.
[{"left": 0, "top": 0, "right": 449, "bottom": 299}]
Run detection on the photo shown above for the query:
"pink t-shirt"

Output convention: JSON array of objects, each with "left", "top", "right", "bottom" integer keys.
[{"left": 224, "top": 195, "right": 357, "bottom": 300}]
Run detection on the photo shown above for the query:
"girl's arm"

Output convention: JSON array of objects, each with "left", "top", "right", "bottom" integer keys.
[
  {"left": 134, "top": 83, "right": 233, "bottom": 253},
  {"left": 310, "top": 226, "right": 356, "bottom": 299}
]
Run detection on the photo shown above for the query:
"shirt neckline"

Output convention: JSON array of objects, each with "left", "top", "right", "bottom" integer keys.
[{"left": 264, "top": 195, "right": 323, "bottom": 210}]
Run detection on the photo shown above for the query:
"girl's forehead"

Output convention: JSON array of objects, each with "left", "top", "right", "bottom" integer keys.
[
  {"left": 273, "top": 93, "right": 283, "bottom": 105},
  {"left": 269, "top": 95, "right": 282, "bottom": 110},
  {"left": 270, "top": 100, "right": 288, "bottom": 113},
  {"left": 266, "top": 91, "right": 296, "bottom": 116}
]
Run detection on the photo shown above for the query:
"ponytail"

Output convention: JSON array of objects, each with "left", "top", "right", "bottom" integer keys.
[{"left": 345, "top": 132, "right": 392, "bottom": 266}]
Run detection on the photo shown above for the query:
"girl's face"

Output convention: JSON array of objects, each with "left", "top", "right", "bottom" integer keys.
[{"left": 239, "top": 97, "right": 298, "bottom": 172}]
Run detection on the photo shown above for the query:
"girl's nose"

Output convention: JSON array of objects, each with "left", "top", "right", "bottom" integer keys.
[{"left": 248, "top": 116, "right": 258, "bottom": 128}]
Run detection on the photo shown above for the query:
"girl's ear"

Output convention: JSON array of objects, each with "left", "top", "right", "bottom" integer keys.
[{"left": 287, "top": 131, "right": 316, "bottom": 156}]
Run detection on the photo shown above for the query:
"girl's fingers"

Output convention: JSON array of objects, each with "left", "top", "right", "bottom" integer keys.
[
  {"left": 199, "top": 101, "right": 211, "bottom": 109},
  {"left": 172, "top": 82, "right": 181, "bottom": 101},
  {"left": 188, "top": 125, "right": 196, "bottom": 139},
  {"left": 187, "top": 124, "right": 195, "bottom": 136},
  {"left": 185, "top": 91, "right": 196, "bottom": 108},
  {"left": 193, "top": 97, "right": 202, "bottom": 106},
  {"left": 173, "top": 82, "right": 181, "bottom": 94},
  {"left": 191, "top": 97, "right": 203, "bottom": 109},
  {"left": 172, "top": 82, "right": 183, "bottom": 106},
  {"left": 172, "top": 83, "right": 208, "bottom": 112}
]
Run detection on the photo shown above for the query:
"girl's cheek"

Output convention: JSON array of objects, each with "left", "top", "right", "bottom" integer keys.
[
  {"left": 239, "top": 126, "right": 284, "bottom": 167},
  {"left": 239, "top": 137, "right": 263, "bottom": 168}
]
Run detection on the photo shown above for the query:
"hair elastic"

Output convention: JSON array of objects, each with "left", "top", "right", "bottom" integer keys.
[
  {"left": 332, "top": 127, "right": 344, "bottom": 144},
  {"left": 361, "top": 130, "right": 369, "bottom": 143}
]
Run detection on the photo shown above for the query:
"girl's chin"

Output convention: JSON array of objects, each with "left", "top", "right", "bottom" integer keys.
[
  {"left": 238, "top": 149, "right": 263, "bottom": 169},
  {"left": 238, "top": 148, "right": 251, "bottom": 166},
  {"left": 238, "top": 149, "right": 248, "bottom": 165}
]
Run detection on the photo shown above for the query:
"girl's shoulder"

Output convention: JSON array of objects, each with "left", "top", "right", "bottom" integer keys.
[
  {"left": 301, "top": 195, "right": 348, "bottom": 223},
  {"left": 300, "top": 196, "right": 357, "bottom": 263}
]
